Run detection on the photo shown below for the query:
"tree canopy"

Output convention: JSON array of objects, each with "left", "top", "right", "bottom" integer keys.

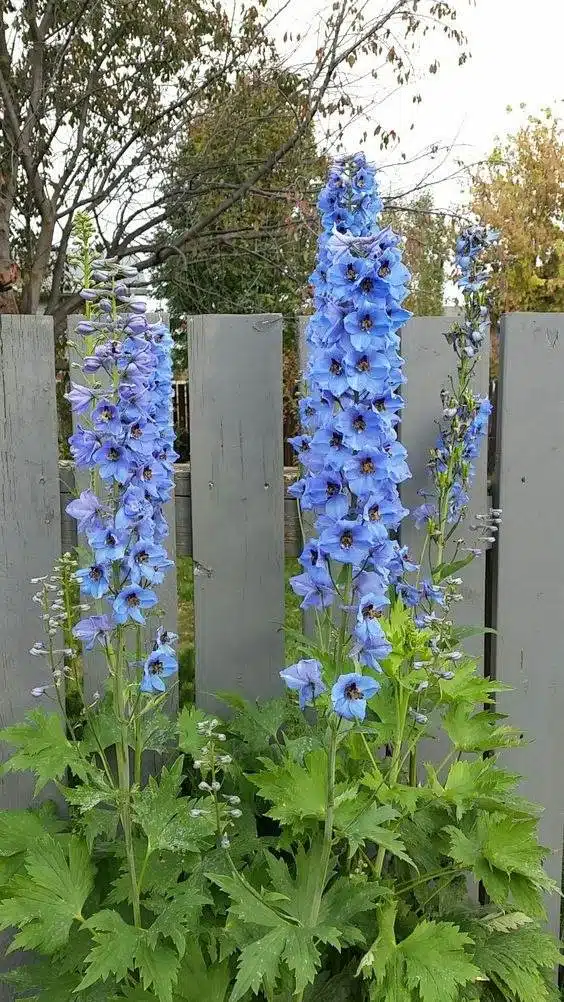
[
  {"left": 470, "top": 107, "right": 564, "bottom": 321},
  {"left": 0, "top": 0, "right": 469, "bottom": 328}
]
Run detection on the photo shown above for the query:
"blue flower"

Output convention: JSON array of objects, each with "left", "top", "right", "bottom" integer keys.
[
  {"left": 89, "top": 527, "right": 127, "bottom": 563},
  {"left": 75, "top": 563, "right": 111, "bottom": 599},
  {"left": 113, "top": 585, "right": 158, "bottom": 624},
  {"left": 140, "top": 646, "right": 178, "bottom": 693},
  {"left": 319, "top": 517, "right": 372, "bottom": 566},
  {"left": 343, "top": 346, "right": 390, "bottom": 395},
  {"left": 73, "top": 615, "right": 113, "bottom": 651},
  {"left": 354, "top": 594, "right": 392, "bottom": 656},
  {"left": 290, "top": 569, "right": 335, "bottom": 610},
  {"left": 69, "top": 426, "right": 100, "bottom": 467},
  {"left": 280, "top": 659, "right": 326, "bottom": 708},
  {"left": 93, "top": 440, "right": 132, "bottom": 483},
  {"left": 343, "top": 448, "right": 388, "bottom": 497},
  {"left": 331, "top": 672, "right": 380, "bottom": 721},
  {"left": 65, "top": 383, "right": 96, "bottom": 414},
  {"left": 66, "top": 490, "right": 104, "bottom": 534},
  {"left": 91, "top": 400, "right": 123, "bottom": 435}
]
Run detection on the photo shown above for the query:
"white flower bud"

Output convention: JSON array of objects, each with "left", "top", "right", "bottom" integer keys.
[
  {"left": 229, "top": 809, "right": 242, "bottom": 818},
  {"left": 220, "top": 834, "right": 230, "bottom": 849},
  {"left": 198, "top": 781, "right": 211, "bottom": 792},
  {"left": 210, "top": 781, "right": 221, "bottom": 792}
]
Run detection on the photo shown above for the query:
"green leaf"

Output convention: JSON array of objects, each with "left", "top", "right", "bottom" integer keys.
[
  {"left": 135, "top": 937, "right": 179, "bottom": 1002},
  {"left": 443, "top": 704, "right": 523, "bottom": 751},
  {"left": 132, "top": 756, "right": 215, "bottom": 852},
  {"left": 230, "top": 927, "right": 287, "bottom": 1001},
  {"left": 207, "top": 871, "right": 287, "bottom": 929},
  {"left": 177, "top": 705, "right": 211, "bottom": 758},
  {"left": 144, "top": 881, "right": 212, "bottom": 956},
  {"left": 77, "top": 911, "right": 138, "bottom": 991},
  {"left": 227, "top": 696, "right": 296, "bottom": 755},
  {"left": 0, "top": 835, "right": 94, "bottom": 953},
  {"left": 0, "top": 710, "right": 89, "bottom": 792},
  {"left": 0, "top": 804, "right": 66, "bottom": 856},
  {"left": 471, "top": 924, "right": 562, "bottom": 1002},
  {"left": 249, "top": 749, "right": 327, "bottom": 827},
  {"left": 77, "top": 806, "right": 119, "bottom": 852},
  {"left": 175, "top": 941, "right": 231, "bottom": 1001},
  {"left": 283, "top": 928, "right": 321, "bottom": 996},
  {"left": 481, "top": 911, "right": 533, "bottom": 932},
  {"left": 358, "top": 899, "right": 398, "bottom": 983},
  {"left": 434, "top": 555, "right": 475, "bottom": 582},
  {"left": 334, "top": 797, "right": 413, "bottom": 864},
  {"left": 400, "top": 920, "right": 480, "bottom": 1002},
  {"left": 438, "top": 661, "right": 508, "bottom": 705}
]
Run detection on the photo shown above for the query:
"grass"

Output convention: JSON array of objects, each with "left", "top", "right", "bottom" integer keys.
[{"left": 176, "top": 555, "right": 303, "bottom": 705}]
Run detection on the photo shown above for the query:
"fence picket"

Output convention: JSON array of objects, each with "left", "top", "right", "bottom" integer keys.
[
  {"left": 493, "top": 312, "right": 564, "bottom": 937},
  {"left": 189, "top": 315, "right": 284, "bottom": 712}
]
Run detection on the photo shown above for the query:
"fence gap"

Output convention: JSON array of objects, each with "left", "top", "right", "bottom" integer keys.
[{"left": 189, "top": 314, "right": 284, "bottom": 713}]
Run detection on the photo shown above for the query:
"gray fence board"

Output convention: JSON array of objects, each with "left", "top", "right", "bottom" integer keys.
[
  {"left": 401, "top": 317, "right": 489, "bottom": 781},
  {"left": 494, "top": 313, "right": 564, "bottom": 938},
  {"left": 67, "top": 314, "right": 177, "bottom": 706},
  {"left": 189, "top": 315, "right": 284, "bottom": 712},
  {"left": 0, "top": 315, "right": 61, "bottom": 811}
]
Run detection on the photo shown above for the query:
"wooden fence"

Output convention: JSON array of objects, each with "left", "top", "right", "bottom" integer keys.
[{"left": 1, "top": 312, "right": 564, "bottom": 938}]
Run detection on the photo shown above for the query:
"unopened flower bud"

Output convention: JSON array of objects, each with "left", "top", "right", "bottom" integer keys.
[{"left": 229, "top": 809, "right": 242, "bottom": 818}]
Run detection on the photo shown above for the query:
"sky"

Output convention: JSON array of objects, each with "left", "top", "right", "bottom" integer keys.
[{"left": 276, "top": 0, "right": 564, "bottom": 211}]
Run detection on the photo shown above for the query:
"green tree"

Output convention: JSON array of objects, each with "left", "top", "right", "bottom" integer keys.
[
  {"left": 156, "top": 71, "right": 325, "bottom": 336},
  {"left": 384, "top": 192, "right": 448, "bottom": 315},
  {"left": 0, "top": 0, "right": 469, "bottom": 326},
  {"left": 470, "top": 107, "right": 564, "bottom": 321}
]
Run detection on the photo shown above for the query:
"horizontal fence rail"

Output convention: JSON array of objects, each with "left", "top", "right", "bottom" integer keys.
[{"left": 2, "top": 312, "right": 564, "bottom": 941}]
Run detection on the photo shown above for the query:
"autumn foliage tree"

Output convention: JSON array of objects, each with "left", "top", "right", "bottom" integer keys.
[{"left": 471, "top": 107, "right": 564, "bottom": 322}]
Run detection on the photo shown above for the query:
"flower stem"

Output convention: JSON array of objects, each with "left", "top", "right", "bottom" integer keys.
[
  {"left": 110, "top": 633, "right": 141, "bottom": 927},
  {"left": 308, "top": 721, "right": 339, "bottom": 926}
]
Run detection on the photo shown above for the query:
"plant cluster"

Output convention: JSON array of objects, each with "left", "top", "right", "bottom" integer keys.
[{"left": 0, "top": 163, "right": 560, "bottom": 1002}]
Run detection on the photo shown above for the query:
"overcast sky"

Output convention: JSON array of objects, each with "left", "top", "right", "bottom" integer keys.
[{"left": 279, "top": 0, "right": 563, "bottom": 210}]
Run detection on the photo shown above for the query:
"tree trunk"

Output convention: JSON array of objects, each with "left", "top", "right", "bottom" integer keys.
[{"left": 0, "top": 259, "right": 20, "bottom": 313}]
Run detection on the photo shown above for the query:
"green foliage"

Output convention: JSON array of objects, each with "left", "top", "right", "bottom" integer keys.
[{"left": 0, "top": 710, "right": 90, "bottom": 792}]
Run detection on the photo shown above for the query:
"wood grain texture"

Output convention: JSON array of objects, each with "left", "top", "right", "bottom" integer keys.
[
  {"left": 0, "top": 315, "right": 61, "bottom": 805},
  {"left": 494, "top": 313, "right": 564, "bottom": 937},
  {"left": 401, "top": 317, "right": 489, "bottom": 782},
  {"left": 189, "top": 315, "right": 284, "bottom": 712}
]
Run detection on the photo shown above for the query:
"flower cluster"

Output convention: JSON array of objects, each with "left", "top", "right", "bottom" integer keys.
[
  {"left": 65, "top": 259, "right": 178, "bottom": 692},
  {"left": 283, "top": 153, "right": 413, "bottom": 719},
  {"left": 413, "top": 225, "right": 498, "bottom": 535},
  {"left": 191, "top": 716, "right": 241, "bottom": 848}
]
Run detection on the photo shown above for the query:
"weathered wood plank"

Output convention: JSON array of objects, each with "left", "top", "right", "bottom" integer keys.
[
  {"left": 401, "top": 316, "right": 489, "bottom": 787},
  {"left": 0, "top": 315, "right": 61, "bottom": 810},
  {"left": 189, "top": 315, "right": 284, "bottom": 712},
  {"left": 494, "top": 313, "right": 564, "bottom": 937}
]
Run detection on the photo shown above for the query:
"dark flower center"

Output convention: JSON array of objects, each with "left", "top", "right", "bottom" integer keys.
[
  {"left": 375, "top": 399, "right": 386, "bottom": 411},
  {"left": 363, "top": 604, "right": 381, "bottom": 620},
  {"left": 90, "top": 566, "right": 103, "bottom": 581},
  {"left": 300, "top": 438, "right": 309, "bottom": 451},
  {"left": 344, "top": 682, "right": 362, "bottom": 700},
  {"left": 143, "top": 467, "right": 153, "bottom": 481},
  {"left": 305, "top": 405, "right": 315, "bottom": 417},
  {"left": 330, "top": 359, "right": 343, "bottom": 375},
  {"left": 361, "top": 458, "right": 375, "bottom": 474},
  {"left": 127, "top": 593, "right": 140, "bottom": 607},
  {"left": 346, "top": 264, "right": 357, "bottom": 281},
  {"left": 150, "top": 659, "right": 163, "bottom": 675},
  {"left": 369, "top": 504, "right": 380, "bottom": 521},
  {"left": 360, "top": 315, "right": 373, "bottom": 330},
  {"left": 131, "top": 423, "right": 142, "bottom": 438},
  {"left": 357, "top": 356, "right": 370, "bottom": 372},
  {"left": 326, "top": 482, "right": 339, "bottom": 496},
  {"left": 357, "top": 175, "right": 365, "bottom": 188},
  {"left": 106, "top": 533, "right": 117, "bottom": 546},
  {"left": 136, "top": 550, "right": 149, "bottom": 564},
  {"left": 330, "top": 431, "right": 344, "bottom": 448},
  {"left": 379, "top": 263, "right": 391, "bottom": 278},
  {"left": 360, "top": 277, "right": 373, "bottom": 294},
  {"left": 340, "top": 530, "right": 353, "bottom": 549},
  {"left": 100, "top": 407, "right": 113, "bottom": 422},
  {"left": 353, "top": 416, "right": 366, "bottom": 432},
  {"left": 108, "top": 447, "right": 120, "bottom": 461}
]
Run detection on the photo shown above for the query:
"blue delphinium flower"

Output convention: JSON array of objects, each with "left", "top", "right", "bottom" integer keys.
[
  {"left": 331, "top": 672, "right": 380, "bottom": 721},
  {"left": 280, "top": 659, "right": 326, "bottom": 708},
  {"left": 65, "top": 260, "right": 177, "bottom": 693},
  {"left": 290, "top": 153, "right": 412, "bottom": 673},
  {"left": 140, "top": 646, "right": 178, "bottom": 693}
]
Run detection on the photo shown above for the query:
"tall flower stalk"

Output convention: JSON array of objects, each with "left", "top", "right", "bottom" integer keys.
[
  {"left": 412, "top": 224, "right": 500, "bottom": 585},
  {"left": 288, "top": 153, "right": 412, "bottom": 676},
  {"left": 64, "top": 253, "right": 178, "bottom": 924}
]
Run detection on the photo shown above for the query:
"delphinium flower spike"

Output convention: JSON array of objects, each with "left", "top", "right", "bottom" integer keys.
[{"left": 282, "top": 152, "right": 413, "bottom": 721}]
